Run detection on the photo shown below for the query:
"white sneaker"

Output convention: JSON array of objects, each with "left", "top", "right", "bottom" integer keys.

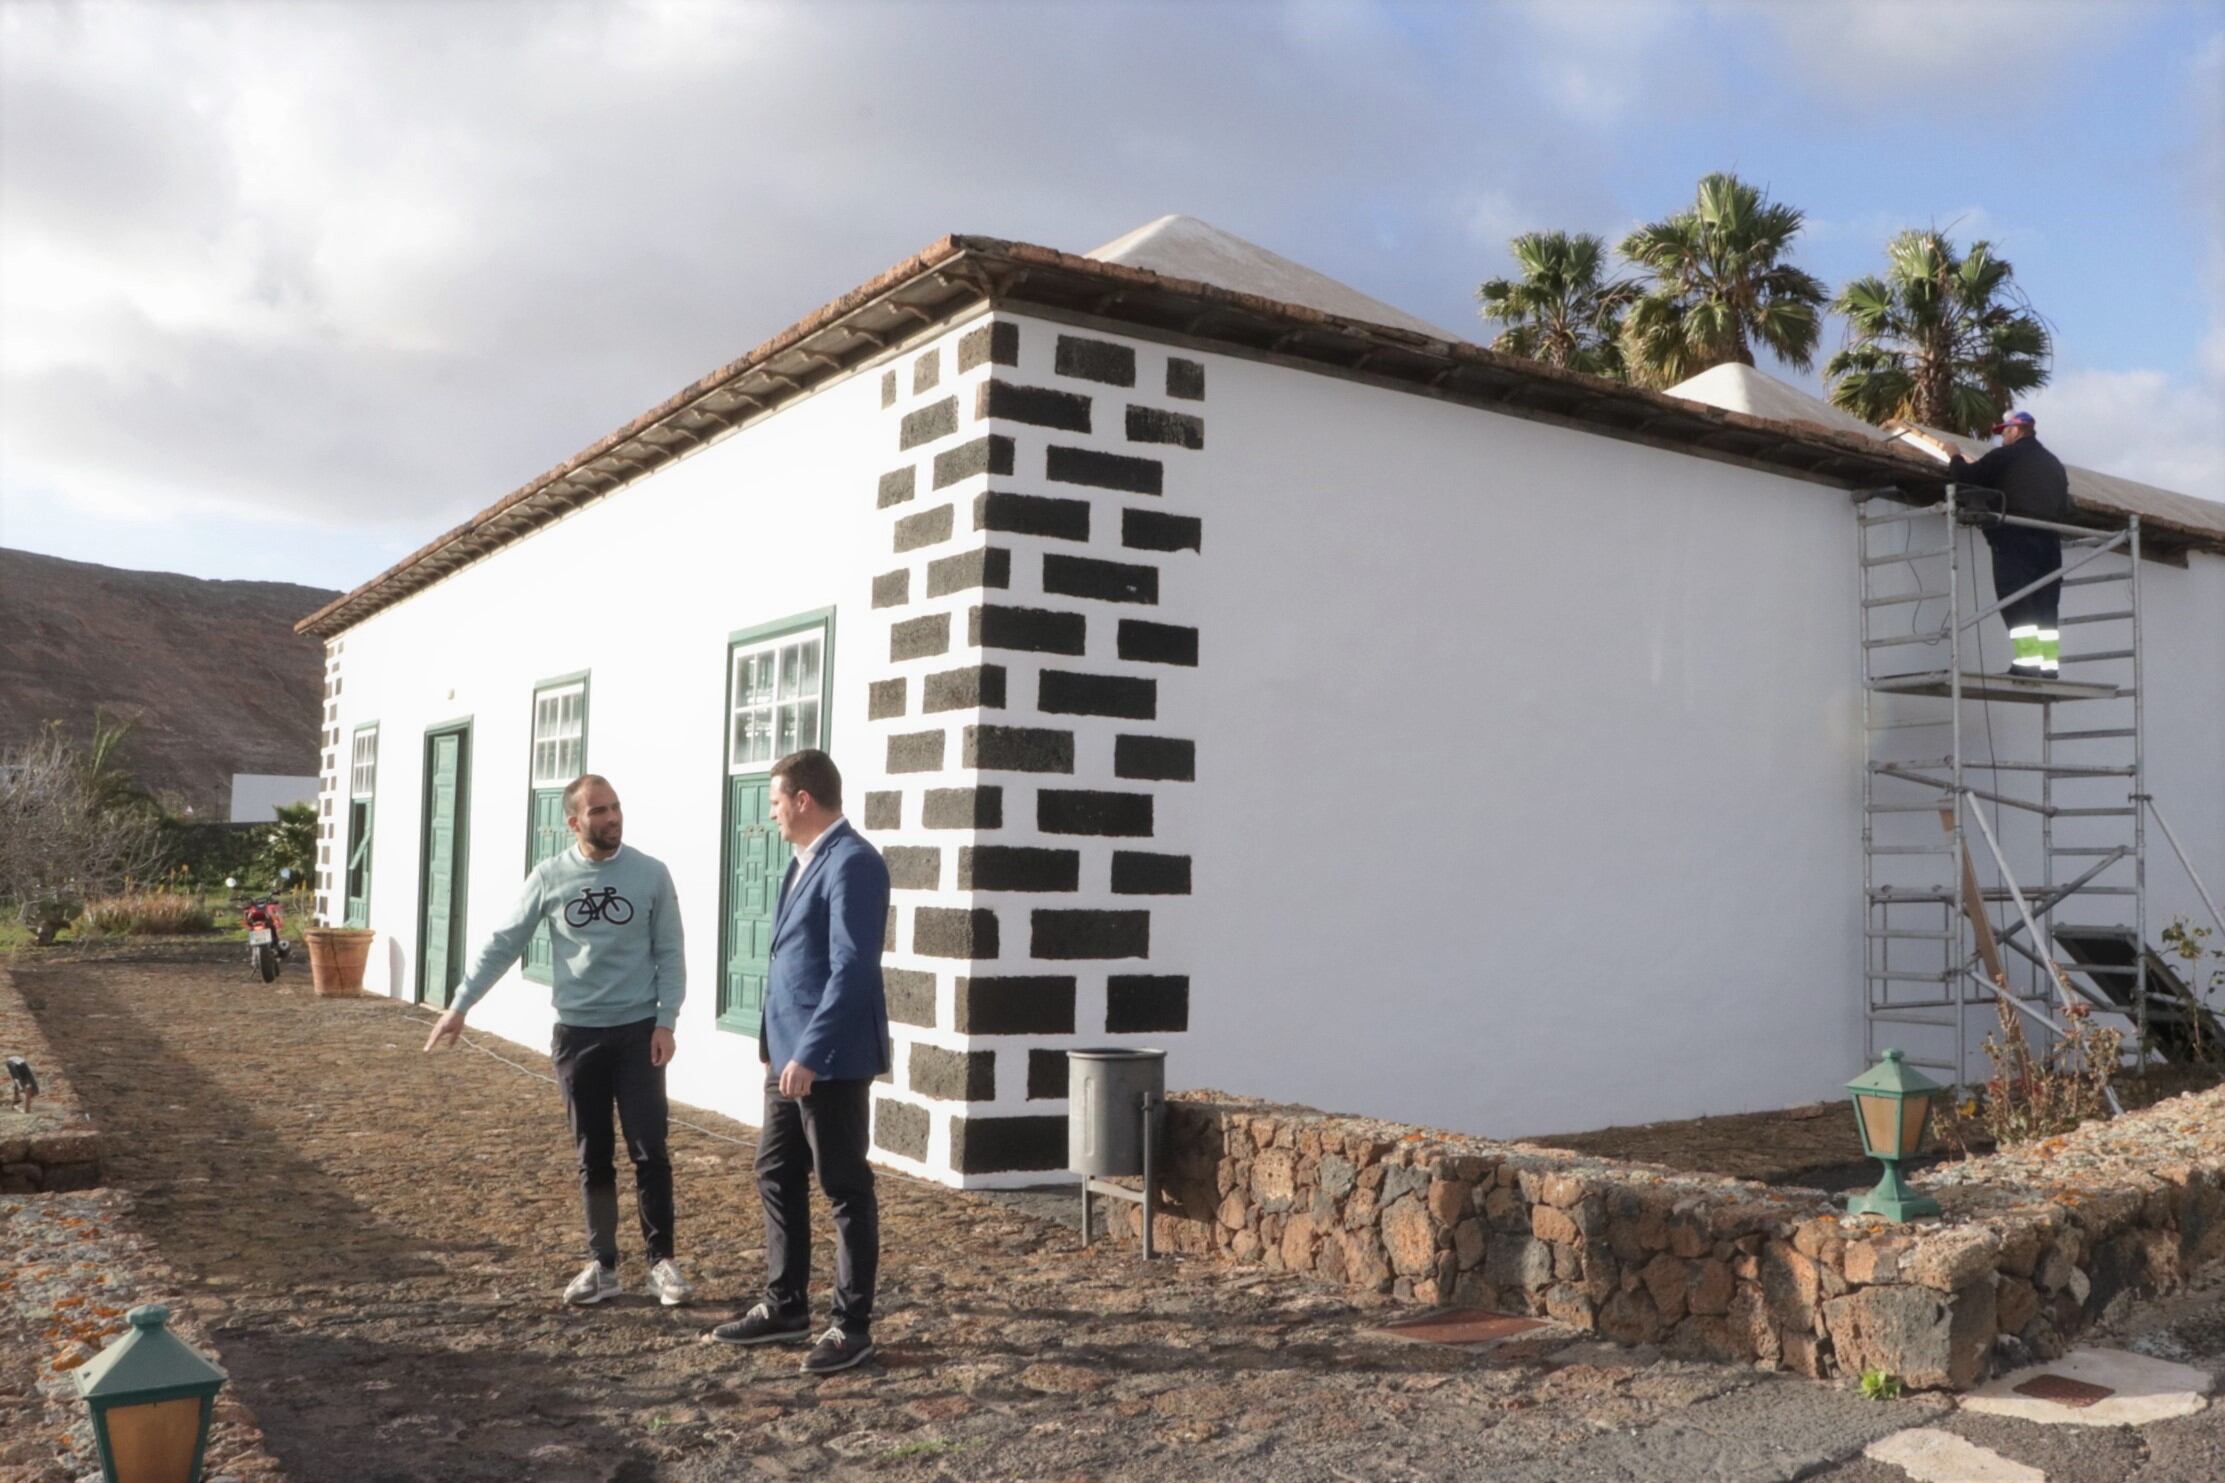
[
  {"left": 564, "top": 1261, "right": 620, "bottom": 1306},
  {"left": 646, "top": 1258, "right": 694, "bottom": 1307}
]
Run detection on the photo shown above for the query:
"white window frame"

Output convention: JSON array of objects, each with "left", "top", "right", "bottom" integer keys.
[
  {"left": 530, "top": 681, "right": 587, "bottom": 787},
  {"left": 727, "top": 629, "right": 825, "bottom": 773}
]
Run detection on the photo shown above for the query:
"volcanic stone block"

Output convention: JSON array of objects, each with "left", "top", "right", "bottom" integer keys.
[
  {"left": 1042, "top": 554, "right": 1159, "bottom": 605},
  {"left": 958, "top": 320, "right": 1019, "bottom": 371},
  {"left": 893, "top": 504, "right": 955, "bottom": 553},
  {"left": 1028, "top": 1049, "right": 1069, "bottom": 1099},
  {"left": 977, "top": 380, "right": 1091, "bottom": 432},
  {"left": 889, "top": 612, "right": 951, "bottom": 661},
  {"left": 1039, "top": 789, "right": 1154, "bottom": 836},
  {"left": 1032, "top": 909, "right": 1150, "bottom": 960},
  {"left": 925, "top": 664, "right": 1008, "bottom": 713},
  {"left": 970, "top": 604, "right": 1086, "bottom": 656},
  {"left": 1054, "top": 334, "right": 1137, "bottom": 387},
  {"left": 873, "top": 1098, "right": 929, "bottom": 1161},
  {"left": 927, "top": 547, "right": 1011, "bottom": 597},
  {"left": 1122, "top": 507, "right": 1202, "bottom": 553},
  {"left": 1118, "top": 620, "right": 1198, "bottom": 667},
  {"left": 956, "top": 975, "right": 1078, "bottom": 1035},
  {"left": 974, "top": 491, "right": 1090, "bottom": 542},
  {"left": 1111, "top": 851, "right": 1191, "bottom": 895},
  {"left": 923, "top": 786, "right": 1002, "bottom": 829},
  {"left": 1114, "top": 735, "right": 1195, "bottom": 781},
  {"left": 885, "top": 967, "right": 937, "bottom": 1027},
  {"left": 959, "top": 846, "right": 1080, "bottom": 892},
  {"left": 1038, "top": 670, "right": 1157, "bottom": 720},
  {"left": 899, "top": 396, "right": 958, "bottom": 449},
  {"left": 864, "top": 791, "right": 902, "bottom": 830},
  {"left": 910, "top": 1042, "right": 995, "bottom": 1102},
  {"left": 932, "top": 434, "right": 1013, "bottom": 489},
  {"left": 963, "top": 724, "right": 1075, "bottom": 773},
  {"left": 1167, "top": 358, "right": 1206, "bottom": 401},
  {"left": 877, "top": 466, "right": 916, "bottom": 508},
  {"left": 867, "top": 679, "right": 907, "bottom": 720},
  {"left": 913, "top": 906, "right": 999, "bottom": 959},
  {"left": 1127, "top": 405, "right": 1204, "bottom": 449},
  {"left": 913, "top": 347, "right": 940, "bottom": 394},
  {"left": 871, "top": 568, "right": 910, "bottom": 608},
  {"left": 951, "top": 1114, "right": 1069, "bottom": 1174},
  {"left": 879, "top": 369, "right": 897, "bottom": 408},
  {"left": 883, "top": 845, "right": 941, "bottom": 891},
  {"left": 1107, "top": 974, "right": 1189, "bottom": 1032},
  {"left": 1047, "top": 444, "right": 1163, "bottom": 495},
  {"left": 886, "top": 730, "right": 946, "bottom": 774}
]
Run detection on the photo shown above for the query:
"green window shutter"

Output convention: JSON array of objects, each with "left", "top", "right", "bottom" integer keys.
[
  {"left": 344, "top": 724, "right": 378, "bottom": 927},
  {"left": 524, "top": 675, "right": 588, "bottom": 985}
]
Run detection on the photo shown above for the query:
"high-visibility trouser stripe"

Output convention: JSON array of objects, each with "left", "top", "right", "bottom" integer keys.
[
  {"left": 2038, "top": 628, "right": 2060, "bottom": 673},
  {"left": 2010, "top": 625, "right": 2045, "bottom": 671}
]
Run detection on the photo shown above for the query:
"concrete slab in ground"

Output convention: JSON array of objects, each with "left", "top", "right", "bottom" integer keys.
[{"left": 1963, "top": 1347, "right": 2212, "bottom": 1428}]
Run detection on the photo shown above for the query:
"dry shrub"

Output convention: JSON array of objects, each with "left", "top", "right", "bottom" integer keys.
[
  {"left": 79, "top": 890, "right": 216, "bottom": 937},
  {"left": 1967, "top": 991, "right": 2122, "bottom": 1146}
]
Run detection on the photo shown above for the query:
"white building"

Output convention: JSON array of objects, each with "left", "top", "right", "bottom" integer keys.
[
  {"left": 299, "top": 217, "right": 2225, "bottom": 1187},
  {"left": 228, "top": 773, "right": 318, "bottom": 823}
]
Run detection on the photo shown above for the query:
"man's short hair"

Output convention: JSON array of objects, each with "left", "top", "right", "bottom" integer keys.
[
  {"left": 563, "top": 773, "right": 611, "bottom": 817},
  {"left": 770, "top": 749, "right": 842, "bottom": 811}
]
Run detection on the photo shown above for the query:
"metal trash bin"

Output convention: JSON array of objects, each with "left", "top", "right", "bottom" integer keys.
[{"left": 1067, "top": 1048, "right": 1166, "bottom": 1256}]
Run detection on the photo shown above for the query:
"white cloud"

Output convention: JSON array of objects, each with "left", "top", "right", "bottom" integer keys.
[{"left": 2029, "top": 367, "right": 2225, "bottom": 499}]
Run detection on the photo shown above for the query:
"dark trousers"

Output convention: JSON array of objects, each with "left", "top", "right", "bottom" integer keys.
[
  {"left": 755, "top": 1070, "right": 878, "bottom": 1334},
  {"left": 1986, "top": 525, "right": 2062, "bottom": 632},
  {"left": 549, "top": 1018, "right": 674, "bottom": 1266}
]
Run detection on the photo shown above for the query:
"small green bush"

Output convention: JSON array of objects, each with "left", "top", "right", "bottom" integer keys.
[{"left": 79, "top": 890, "right": 217, "bottom": 937}]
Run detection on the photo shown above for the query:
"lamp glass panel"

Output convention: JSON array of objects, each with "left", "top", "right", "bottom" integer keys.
[
  {"left": 102, "top": 1396, "right": 204, "bottom": 1483},
  {"left": 1857, "top": 1092, "right": 1902, "bottom": 1159},
  {"left": 1898, "top": 1093, "right": 1931, "bottom": 1158}
]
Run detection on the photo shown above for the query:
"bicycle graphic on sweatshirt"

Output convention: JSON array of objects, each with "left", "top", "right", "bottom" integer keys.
[{"left": 564, "top": 886, "right": 634, "bottom": 928}]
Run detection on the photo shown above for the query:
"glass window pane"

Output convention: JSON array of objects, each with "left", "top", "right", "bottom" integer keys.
[
  {"left": 796, "top": 639, "right": 821, "bottom": 701},
  {"left": 749, "top": 710, "right": 772, "bottom": 763},
  {"left": 748, "top": 654, "right": 775, "bottom": 706},
  {"left": 778, "top": 644, "right": 801, "bottom": 701},
  {"left": 795, "top": 698, "right": 820, "bottom": 749},
  {"left": 776, "top": 703, "right": 799, "bottom": 757}
]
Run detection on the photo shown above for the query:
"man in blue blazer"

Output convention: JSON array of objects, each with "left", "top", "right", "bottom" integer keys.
[{"left": 708, "top": 748, "right": 891, "bottom": 1374}]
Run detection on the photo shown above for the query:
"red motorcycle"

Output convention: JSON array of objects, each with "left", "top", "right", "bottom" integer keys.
[{"left": 226, "top": 869, "right": 297, "bottom": 983}]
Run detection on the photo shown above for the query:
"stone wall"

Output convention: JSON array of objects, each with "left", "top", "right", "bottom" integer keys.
[
  {"left": 0, "top": 964, "right": 102, "bottom": 1192},
  {"left": 1135, "top": 1090, "right": 2225, "bottom": 1391}
]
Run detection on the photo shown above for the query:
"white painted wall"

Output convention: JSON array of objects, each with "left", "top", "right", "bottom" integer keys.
[
  {"left": 322, "top": 319, "right": 984, "bottom": 1125},
  {"left": 230, "top": 773, "right": 317, "bottom": 822}
]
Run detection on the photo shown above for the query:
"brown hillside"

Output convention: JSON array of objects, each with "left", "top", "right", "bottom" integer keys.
[{"left": 0, "top": 548, "right": 335, "bottom": 817}]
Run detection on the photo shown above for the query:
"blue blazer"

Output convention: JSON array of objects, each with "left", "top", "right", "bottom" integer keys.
[{"left": 762, "top": 819, "right": 892, "bottom": 1082}]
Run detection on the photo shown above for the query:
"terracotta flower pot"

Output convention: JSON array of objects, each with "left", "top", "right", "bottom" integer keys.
[{"left": 302, "top": 927, "right": 376, "bottom": 997}]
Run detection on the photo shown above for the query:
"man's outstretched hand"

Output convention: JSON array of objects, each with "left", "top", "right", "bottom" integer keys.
[
  {"left": 651, "top": 1027, "right": 676, "bottom": 1067},
  {"left": 423, "top": 1009, "right": 466, "bottom": 1052}
]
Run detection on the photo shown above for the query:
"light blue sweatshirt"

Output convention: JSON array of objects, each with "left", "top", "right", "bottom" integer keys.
[{"left": 452, "top": 845, "right": 685, "bottom": 1029}]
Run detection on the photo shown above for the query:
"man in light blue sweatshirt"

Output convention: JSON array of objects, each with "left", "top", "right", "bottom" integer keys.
[{"left": 423, "top": 774, "right": 692, "bottom": 1308}]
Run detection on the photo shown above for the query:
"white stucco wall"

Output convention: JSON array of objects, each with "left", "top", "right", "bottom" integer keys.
[
  {"left": 322, "top": 300, "right": 2222, "bottom": 1160},
  {"left": 320, "top": 317, "right": 986, "bottom": 1125}
]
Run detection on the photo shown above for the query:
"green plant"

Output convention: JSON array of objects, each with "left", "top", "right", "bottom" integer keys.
[
  {"left": 1617, "top": 172, "right": 1829, "bottom": 386},
  {"left": 882, "top": 1439, "right": 967, "bottom": 1460},
  {"left": 1477, "top": 231, "right": 1638, "bottom": 380},
  {"left": 1860, "top": 1368, "right": 1902, "bottom": 1401},
  {"left": 2161, "top": 916, "right": 2225, "bottom": 1064},
  {"left": 253, "top": 802, "right": 318, "bottom": 890},
  {"left": 0, "top": 719, "right": 166, "bottom": 941},
  {"left": 1826, "top": 229, "right": 2050, "bottom": 436}
]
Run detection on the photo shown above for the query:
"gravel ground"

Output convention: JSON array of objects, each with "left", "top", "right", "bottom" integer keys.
[{"left": 8, "top": 943, "right": 2220, "bottom": 1483}]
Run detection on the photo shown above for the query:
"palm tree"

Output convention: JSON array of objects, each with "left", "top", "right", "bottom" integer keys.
[
  {"left": 1475, "top": 231, "right": 1638, "bottom": 380},
  {"left": 1825, "top": 230, "right": 2051, "bottom": 436},
  {"left": 1617, "top": 172, "right": 1829, "bottom": 387}
]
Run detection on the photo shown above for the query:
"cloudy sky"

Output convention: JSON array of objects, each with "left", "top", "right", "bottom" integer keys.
[{"left": 3, "top": 0, "right": 2220, "bottom": 594}]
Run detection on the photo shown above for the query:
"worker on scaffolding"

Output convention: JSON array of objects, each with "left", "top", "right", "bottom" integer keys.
[{"left": 1947, "top": 410, "right": 2072, "bottom": 678}]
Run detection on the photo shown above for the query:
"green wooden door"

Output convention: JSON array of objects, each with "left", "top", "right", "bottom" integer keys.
[
  {"left": 720, "top": 774, "right": 789, "bottom": 1034},
  {"left": 417, "top": 727, "right": 471, "bottom": 1008},
  {"left": 524, "top": 788, "right": 568, "bottom": 981}
]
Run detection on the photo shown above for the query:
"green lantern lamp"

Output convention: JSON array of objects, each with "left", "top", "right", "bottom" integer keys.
[
  {"left": 1845, "top": 1049, "right": 1944, "bottom": 1222},
  {"left": 72, "top": 1305, "right": 227, "bottom": 1483}
]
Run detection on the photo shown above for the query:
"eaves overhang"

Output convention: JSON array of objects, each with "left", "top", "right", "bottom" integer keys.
[{"left": 299, "top": 234, "right": 2222, "bottom": 638}]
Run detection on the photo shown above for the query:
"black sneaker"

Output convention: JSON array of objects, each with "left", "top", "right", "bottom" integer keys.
[
  {"left": 706, "top": 1301, "right": 811, "bottom": 1346},
  {"left": 800, "top": 1325, "right": 875, "bottom": 1375}
]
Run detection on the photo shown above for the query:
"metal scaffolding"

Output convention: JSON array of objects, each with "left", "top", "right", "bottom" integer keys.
[{"left": 1855, "top": 484, "right": 2150, "bottom": 1087}]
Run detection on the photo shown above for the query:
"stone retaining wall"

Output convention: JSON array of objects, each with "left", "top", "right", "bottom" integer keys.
[
  {"left": 0, "top": 962, "right": 103, "bottom": 1192},
  {"left": 1132, "top": 1090, "right": 2225, "bottom": 1391}
]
